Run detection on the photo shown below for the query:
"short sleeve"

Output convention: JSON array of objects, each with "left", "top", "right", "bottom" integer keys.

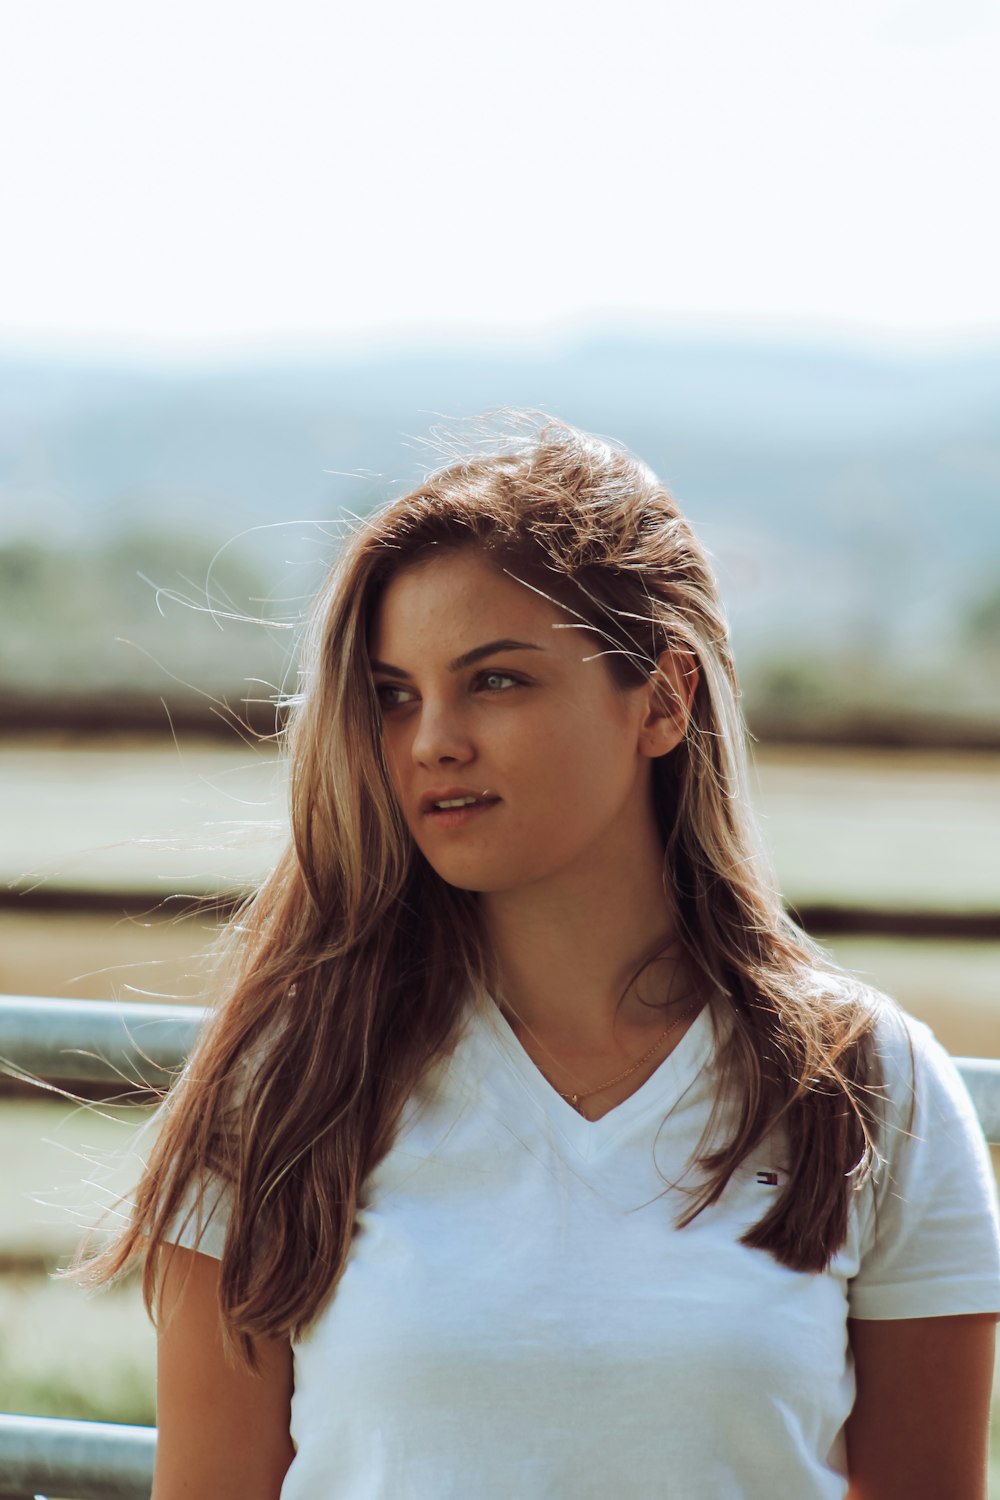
[
  {"left": 161, "top": 1171, "right": 233, "bottom": 1260},
  {"left": 849, "top": 1009, "right": 1000, "bottom": 1320},
  {"left": 154, "top": 1024, "right": 278, "bottom": 1260}
]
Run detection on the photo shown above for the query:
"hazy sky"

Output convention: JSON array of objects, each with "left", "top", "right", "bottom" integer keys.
[{"left": 2, "top": 0, "right": 998, "bottom": 354}]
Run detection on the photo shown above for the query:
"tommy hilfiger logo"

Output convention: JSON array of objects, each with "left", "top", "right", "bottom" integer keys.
[{"left": 756, "top": 1170, "right": 780, "bottom": 1186}]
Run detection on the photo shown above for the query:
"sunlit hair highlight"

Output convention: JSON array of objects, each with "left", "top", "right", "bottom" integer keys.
[{"left": 79, "top": 411, "right": 885, "bottom": 1361}]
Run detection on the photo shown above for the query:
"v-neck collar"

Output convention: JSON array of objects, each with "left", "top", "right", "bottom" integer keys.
[{"left": 462, "top": 990, "right": 718, "bottom": 1164}]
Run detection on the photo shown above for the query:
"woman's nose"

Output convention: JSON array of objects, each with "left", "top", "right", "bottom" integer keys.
[{"left": 410, "top": 700, "right": 475, "bottom": 767}]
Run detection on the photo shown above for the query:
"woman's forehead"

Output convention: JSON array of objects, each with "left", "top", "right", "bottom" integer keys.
[{"left": 370, "top": 550, "right": 571, "bottom": 649}]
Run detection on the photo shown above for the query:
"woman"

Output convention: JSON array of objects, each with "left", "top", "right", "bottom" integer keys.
[{"left": 87, "top": 414, "right": 1000, "bottom": 1498}]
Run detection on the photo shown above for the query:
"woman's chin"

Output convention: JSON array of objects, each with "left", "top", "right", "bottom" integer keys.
[{"left": 421, "top": 854, "right": 528, "bottom": 897}]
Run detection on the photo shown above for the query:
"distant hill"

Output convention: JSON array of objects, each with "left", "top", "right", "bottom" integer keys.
[{"left": 2, "top": 332, "right": 998, "bottom": 741}]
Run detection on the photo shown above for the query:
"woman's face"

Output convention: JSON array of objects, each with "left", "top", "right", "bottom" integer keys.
[{"left": 368, "top": 548, "right": 666, "bottom": 897}]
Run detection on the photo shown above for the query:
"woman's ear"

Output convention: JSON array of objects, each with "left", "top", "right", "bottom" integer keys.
[{"left": 639, "top": 649, "right": 700, "bottom": 758}]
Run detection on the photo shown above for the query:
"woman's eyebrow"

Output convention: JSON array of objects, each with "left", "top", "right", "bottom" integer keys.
[{"left": 369, "top": 638, "right": 544, "bottom": 680}]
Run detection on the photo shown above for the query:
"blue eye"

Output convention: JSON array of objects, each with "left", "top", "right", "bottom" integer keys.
[{"left": 476, "top": 671, "right": 519, "bottom": 692}]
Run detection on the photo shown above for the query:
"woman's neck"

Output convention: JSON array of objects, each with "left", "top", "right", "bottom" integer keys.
[{"left": 480, "top": 838, "right": 694, "bottom": 1053}]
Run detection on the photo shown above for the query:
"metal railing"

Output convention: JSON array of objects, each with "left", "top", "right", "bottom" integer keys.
[
  {"left": 1, "top": 993, "right": 999, "bottom": 1500},
  {"left": 0, "top": 997, "right": 203, "bottom": 1499},
  {"left": 0, "top": 1413, "right": 155, "bottom": 1500}
]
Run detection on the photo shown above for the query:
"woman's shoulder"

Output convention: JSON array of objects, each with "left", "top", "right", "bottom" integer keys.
[
  {"left": 799, "top": 963, "right": 928, "bottom": 1051},
  {"left": 794, "top": 965, "right": 980, "bottom": 1133},
  {"left": 154, "top": 1012, "right": 290, "bottom": 1257},
  {"left": 833, "top": 978, "right": 1000, "bottom": 1318}
]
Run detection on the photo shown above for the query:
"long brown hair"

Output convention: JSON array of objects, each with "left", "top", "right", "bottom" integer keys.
[{"left": 81, "top": 411, "right": 884, "bottom": 1359}]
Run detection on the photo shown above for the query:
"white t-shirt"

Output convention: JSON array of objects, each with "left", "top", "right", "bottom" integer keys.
[{"left": 175, "top": 990, "right": 1000, "bottom": 1499}]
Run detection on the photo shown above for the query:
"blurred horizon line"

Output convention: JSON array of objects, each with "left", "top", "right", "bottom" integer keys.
[{"left": 4, "top": 311, "right": 1000, "bottom": 370}]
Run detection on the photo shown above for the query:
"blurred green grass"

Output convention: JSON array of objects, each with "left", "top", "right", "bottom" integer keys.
[
  {"left": 0, "top": 1272, "right": 155, "bottom": 1426},
  {"left": 0, "top": 1097, "right": 156, "bottom": 1425}
]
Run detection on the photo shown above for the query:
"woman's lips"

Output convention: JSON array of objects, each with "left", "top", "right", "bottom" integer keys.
[{"left": 423, "top": 797, "right": 501, "bottom": 829}]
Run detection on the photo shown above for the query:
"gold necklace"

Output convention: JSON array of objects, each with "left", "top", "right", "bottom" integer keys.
[
  {"left": 503, "top": 1004, "right": 688, "bottom": 1118},
  {"left": 556, "top": 1009, "right": 691, "bottom": 1113}
]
